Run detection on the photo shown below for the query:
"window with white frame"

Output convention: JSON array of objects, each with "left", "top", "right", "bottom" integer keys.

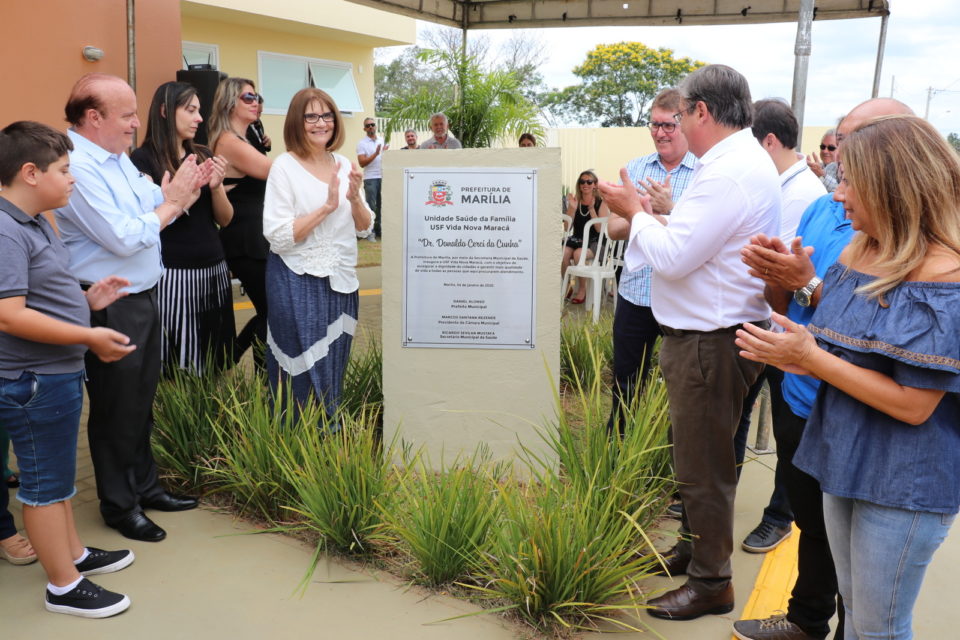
[
  {"left": 181, "top": 41, "right": 219, "bottom": 70},
  {"left": 258, "top": 51, "right": 363, "bottom": 115}
]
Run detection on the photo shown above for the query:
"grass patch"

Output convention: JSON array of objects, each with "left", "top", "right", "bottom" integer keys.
[{"left": 382, "top": 450, "right": 502, "bottom": 586}]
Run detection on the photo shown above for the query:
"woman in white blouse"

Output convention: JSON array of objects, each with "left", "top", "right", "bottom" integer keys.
[{"left": 262, "top": 88, "right": 372, "bottom": 423}]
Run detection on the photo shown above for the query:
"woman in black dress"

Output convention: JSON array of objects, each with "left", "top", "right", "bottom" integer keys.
[
  {"left": 208, "top": 77, "right": 273, "bottom": 369},
  {"left": 130, "top": 81, "right": 235, "bottom": 374},
  {"left": 562, "top": 170, "right": 609, "bottom": 304}
]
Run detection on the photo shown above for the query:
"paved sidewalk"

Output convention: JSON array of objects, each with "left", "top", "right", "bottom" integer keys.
[{"left": 3, "top": 269, "right": 957, "bottom": 638}]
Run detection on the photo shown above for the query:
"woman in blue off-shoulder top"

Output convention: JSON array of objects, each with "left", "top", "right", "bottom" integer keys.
[{"left": 736, "top": 115, "right": 960, "bottom": 640}]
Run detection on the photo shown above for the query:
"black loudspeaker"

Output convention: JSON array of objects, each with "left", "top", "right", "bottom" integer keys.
[{"left": 176, "top": 68, "right": 227, "bottom": 147}]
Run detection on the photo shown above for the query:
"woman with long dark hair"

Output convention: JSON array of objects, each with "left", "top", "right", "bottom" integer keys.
[
  {"left": 262, "top": 88, "right": 372, "bottom": 423},
  {"left": 208, "top": 77, "right": 273, "bottom": 370},
  {"left": 130, "top": 81, "right": 234, "bottom": 374}
]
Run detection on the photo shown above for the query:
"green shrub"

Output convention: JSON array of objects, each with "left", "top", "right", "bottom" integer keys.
[
  {"left": 152, "top": 360, "right": 231, "bottom": 489},
  {"left": 468, "top": 476, "right": 662, "bottom": 632},
  {"left": 275, "top": 410, "right": 396, "bottom": 554},
  {"left": 560, "top": 312, "right": 613, "bottom": 390},
  {"left": 202, "top": 378, "right": 316, "bottom": 523},
  {"left": 339, "top": 337, "right": 383, "bottom": 423},
  {"left": 382, "top": 450, "right": 501, "bottom": 586}
]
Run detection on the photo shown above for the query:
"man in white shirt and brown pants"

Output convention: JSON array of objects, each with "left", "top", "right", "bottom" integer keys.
[{"left": 601, "top": 64, "right": 781, "bottom": 621}]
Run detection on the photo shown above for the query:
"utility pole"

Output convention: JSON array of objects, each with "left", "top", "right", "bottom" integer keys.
[
  {"left": 925, "top": 87, "right": 935, "bottom": 119},
  {"left": 890, "top": 75, "right": 895, "bottom": 98}
]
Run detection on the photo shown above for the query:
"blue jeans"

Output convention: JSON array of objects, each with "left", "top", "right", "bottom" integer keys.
[
  {"left": 823, "top": 493, "right": 954, "bottom": 639},
  {"left": 364, "top": 178, "right": 382, "bottom": 237},
  {"left": 0, "top": 371, "right": 83, "bottom": 507}
]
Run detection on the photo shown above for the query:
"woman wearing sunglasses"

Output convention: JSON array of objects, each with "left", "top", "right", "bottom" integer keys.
[
  {"left": 208, "top": 78, "right": 273, "bottom": 371},
  {"left": 563, "top": 170, "right": 609, "bottom": 304},
  {"left": 737, "top": 115, "right": 960, "bottom": 639},
  {"left": 262, "top": 89, "right": 372, "bottom": 425},
  {"left": 130, "top": 82, "right": 234, "bottom": 375}
]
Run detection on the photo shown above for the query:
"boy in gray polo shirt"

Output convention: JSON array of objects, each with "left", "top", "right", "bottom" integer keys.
[{"left": 0, "top": 121, "right": 135, "bottom": 618}]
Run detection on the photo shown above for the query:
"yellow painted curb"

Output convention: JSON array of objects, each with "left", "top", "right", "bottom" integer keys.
[
  {"left": 735, "top": 523, "right": 800, "bottom": 637},
  {"left": 233, "top": 288, "right": 381, "bottom": 311}
]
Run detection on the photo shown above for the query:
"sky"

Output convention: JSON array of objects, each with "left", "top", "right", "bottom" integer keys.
[{"left": 378, "top": 0, "right": 960, "bottom": 141}]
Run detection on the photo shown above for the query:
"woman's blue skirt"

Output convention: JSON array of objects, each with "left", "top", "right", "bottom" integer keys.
[{"left": 265, "top": 253, "right": 358, "bottom": 421}]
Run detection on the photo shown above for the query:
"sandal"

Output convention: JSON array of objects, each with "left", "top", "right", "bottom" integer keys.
[
  {"left": 570, "top": 295, "right": 585, "bottom": 305},
  {"left": 0, "top": 533, "right": 38, "bottom": 565},
  {"left": 5, "top": 473, "right": 19, "bottom": 489}
]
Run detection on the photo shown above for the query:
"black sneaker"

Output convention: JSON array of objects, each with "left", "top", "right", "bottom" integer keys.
[
  {"left": 45, "top": 578, "right": 131, "bottom": 618},
  {"left": 742, "top": 520, "right": 792, "bottom": 553},
  {"left": 75, "top": 547, "right": 135, "bottom": 576},
  {"left": 666, "top": 502, "right": 683, "bottom": 519}
]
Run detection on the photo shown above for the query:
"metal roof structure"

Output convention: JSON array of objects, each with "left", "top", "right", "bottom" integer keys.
[
  {"left": 346, "top": 0, "right": 891, "bottom": 142},
  {"left": 345, "top": 0, "right": 889, "bottom": 31}
]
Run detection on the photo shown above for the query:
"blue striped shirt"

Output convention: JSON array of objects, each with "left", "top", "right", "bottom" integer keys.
[{"left": 618, "top": 151, "right": 696, "bottom": 306}]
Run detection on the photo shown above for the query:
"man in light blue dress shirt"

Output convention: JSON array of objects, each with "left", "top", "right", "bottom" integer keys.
[
  {"left": 55, "top": 73, "right": 209, "bottom": 542},
  {"left": 607, "top": 88, "right": 695, "bottom": 434}
]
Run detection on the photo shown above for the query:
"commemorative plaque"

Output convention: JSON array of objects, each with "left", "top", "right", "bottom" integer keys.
[{"left": 402, "top": 167, "right": 537, "bottom": 349}]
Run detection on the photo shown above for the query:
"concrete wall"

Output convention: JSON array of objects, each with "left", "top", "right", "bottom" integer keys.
[{"left": 381, "top": 148, "right": 563, "bottom": 473}]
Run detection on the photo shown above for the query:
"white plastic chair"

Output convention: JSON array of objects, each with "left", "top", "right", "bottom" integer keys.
[
  {"left": 561, "top": 214, "right": 573, "bottom": 244},
  {"left": 561, "top": 217, "right": 616, "bottom": 322},
  {"left": 604, "top": 233, "right": 625, "bottom": 313}
]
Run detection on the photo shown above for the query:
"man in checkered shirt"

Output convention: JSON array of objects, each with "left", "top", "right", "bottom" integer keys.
[{"left": 607, "top": 88, "right": 696, "bottom": 434}]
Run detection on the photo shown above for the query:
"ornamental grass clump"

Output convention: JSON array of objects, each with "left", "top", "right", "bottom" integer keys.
[
  {"left": 559, "top": 312, "right": 612, "bottom": 390},
  {"left": 382, "top": 450, "right": 501, "bottom": 586},
  {"left": 339, "top": 337, "right": 383, "bottom": 422},
  {"left": 468, "top": 476, "right": 662, "bottom": 633},
  {"left": 468, "top": 331, "right": 674, "bottom": 632},
  {"left": 202, "top": 378, "right": 317, "bottom": 524},
  {"left": 152, "top": 354, "right": 235, "bottom": 489},
  {"left": 275, "top": 409, "right": 397, "bottom": 555}
]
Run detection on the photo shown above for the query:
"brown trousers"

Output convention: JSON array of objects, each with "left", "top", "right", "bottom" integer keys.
[{"left": 660, "top": 326, "right": 765, "bottom": 594}]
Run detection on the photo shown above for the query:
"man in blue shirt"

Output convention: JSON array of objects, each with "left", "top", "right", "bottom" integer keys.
[
  {"left": 734, "top": 97, "right": 914, "bottom": 640},
  {"left": 607, "top": 88, "right": 696, "bottom": 434},
  {"left": 56, "top": 73, "right": 210, "bottom": 542}
]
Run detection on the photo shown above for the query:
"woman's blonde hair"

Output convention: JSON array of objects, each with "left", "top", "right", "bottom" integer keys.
[
  {"left": 843, "top": 114, "right": 960, "bottom": 300},
  {"left": 283, "top": 88, "right": 344, "bottom": 158},
  {"left": 207, "top": 77, "right": 256, "bottom": 152}
]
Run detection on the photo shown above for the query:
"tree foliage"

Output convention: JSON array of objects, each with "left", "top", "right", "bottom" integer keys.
[
  {"left": 948, "top": 132, "right": 960, "bottom": 155},
  {"left": 380, "top": 46, "right": 544, "bottom": 148},
  {"left": 545, "top": 42, "right": 706, "bottom": 127},
  {"left": 374, "top": 47, "right": 444, "bottom": 115}
]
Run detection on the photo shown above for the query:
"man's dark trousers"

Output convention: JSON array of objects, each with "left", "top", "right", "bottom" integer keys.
[
  {"left": 85, "top": 289, "right": 165, "bottom": 525},
  {"left": 659, "top": 325, "right": 764, "bottom": 593}
]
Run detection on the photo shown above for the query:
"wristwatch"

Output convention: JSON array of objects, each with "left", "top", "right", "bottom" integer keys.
[{"left": 794, "top": 276, "right": 823, "bottom": 307}]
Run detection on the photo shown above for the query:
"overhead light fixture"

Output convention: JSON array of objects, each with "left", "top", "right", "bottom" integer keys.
[{"left": 82, "top": 46, "right": 104, "bottom": 62}]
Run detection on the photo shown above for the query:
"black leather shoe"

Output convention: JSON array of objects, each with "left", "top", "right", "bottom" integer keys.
[
  {"left": 110, "top": 512, "right": 166, "bottom": 542},
  {"left": 647, "top": 583, "right": 734, "bottom": 620},
  {"left": 651, "top": 544, "right": 691, "bottom": 577},
  {"left": 141, "top": 493, "right": 198, "bottom": 512}
]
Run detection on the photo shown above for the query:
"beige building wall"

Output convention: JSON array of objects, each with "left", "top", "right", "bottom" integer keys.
[
  {"left": 381, "top": 148, "right": 563, "bottom": 473},
  {"left": 182, "top": 1, "right": 415, "bottom": 159}
]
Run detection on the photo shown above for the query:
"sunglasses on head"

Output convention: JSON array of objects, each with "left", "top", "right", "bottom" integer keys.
[
  {"left": 820, "top": 144, "right": 837, "bottom": 151},
  {"left": 239, "top": 92, "right": 260, "bottom": 105},
  {"left": 579, "top": 179, "right": 595, "bottom": 185}
]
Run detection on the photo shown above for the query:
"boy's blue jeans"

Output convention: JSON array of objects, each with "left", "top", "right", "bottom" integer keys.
[{"left": 0, "top": 371, "right": 82, "bottom": 507}]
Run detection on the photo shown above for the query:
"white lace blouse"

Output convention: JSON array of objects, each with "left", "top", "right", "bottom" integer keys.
[{"left": 263, "top": 152, "right": 374, "bottom": 293}]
